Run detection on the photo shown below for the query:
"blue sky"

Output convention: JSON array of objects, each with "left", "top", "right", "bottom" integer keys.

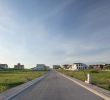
[{"left": 0, "top": 0, "right": 110, "bottom": 68}]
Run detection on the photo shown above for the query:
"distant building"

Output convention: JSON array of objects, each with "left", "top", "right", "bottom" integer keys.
[
  {"left": 0, "top": 64, "right": 8, "bottom": 69},
  {"left": 32, "top": 64, "right": 48, "bottom": 71},
  {"left": 61, "top": 64, "right": 70, "bottom": 69},
  {"left": 89, "top": 64, "right": 106, "bottom": 70},
  {"left": 14, "top": 63, "right": 24, "bottom": 69},
  {"left": 104, "top": 64, "right": 110, "bottom": 69},
  {"left": 68, "top": 63, "right": 88, "bottom": 70},
  {"left": 53, "top": 65, "right": 61, "bottom": 69}
]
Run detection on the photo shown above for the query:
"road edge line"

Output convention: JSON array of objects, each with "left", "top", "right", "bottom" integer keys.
[{"left": 58, "top": 72, "right": 110, "bottom": 100}]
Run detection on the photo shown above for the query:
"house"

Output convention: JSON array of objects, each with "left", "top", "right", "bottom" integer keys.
[
  {"left": 53, "top": 65, "right": 61, "bottom": 69},
  {"left": 61, "top": 64, "right": 70, "bottom": 69},
  {"left": 104, "top": 64, "right": 110, "bottom": 69},
  {"left": 32, "top": 64, "right": 47, "bottom": 71},
  {"left": 14, "top": 63, "right": 24, "bottom": 69},
  {"left": 89, "top": 64, "right": 105, "bottom": 70},
  {"left": 68, "top": 63, "right": 88, "bottom": 70},
  {"left": 0, "top": 64, "right": 8, "bottom": 69}
]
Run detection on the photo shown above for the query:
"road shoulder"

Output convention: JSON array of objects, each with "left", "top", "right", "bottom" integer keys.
[
  {"left": 0, "top": 73, "right": 48, "bottom": 100},
  {"left": 58, "top": 72, "right": 110, "bottom": 100}
]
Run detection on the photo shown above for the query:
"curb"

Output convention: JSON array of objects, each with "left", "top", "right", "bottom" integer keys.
[
  {"left": 58, "top": 72, "right": 110, "bottom": 100},
  {"left": 0, "top": 73, "right": 48, "bottom": 100}
]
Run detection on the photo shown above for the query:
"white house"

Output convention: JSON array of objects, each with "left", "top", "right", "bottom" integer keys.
[
  {"left": 0, "top": 64, "right": 8, "bottom": 69},
  {"left": 69, "top": 63, "right": 88, "bottom": 70},
  {"left": 33, "top": 64, "right": 47, "bottom": 71}
]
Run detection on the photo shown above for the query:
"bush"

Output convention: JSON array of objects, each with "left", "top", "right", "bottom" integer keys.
[{"left": 89, "top": 70, "right": 99, "bottom": 73}]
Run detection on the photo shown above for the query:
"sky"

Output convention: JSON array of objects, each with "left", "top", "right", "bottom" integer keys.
[{"left": 0, "top": 0, "right": 110, "bottom": 68}]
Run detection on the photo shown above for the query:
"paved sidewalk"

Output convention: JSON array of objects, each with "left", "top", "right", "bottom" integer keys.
[{"left": 58, "top": 72, "right": 110, "bottom": 100}]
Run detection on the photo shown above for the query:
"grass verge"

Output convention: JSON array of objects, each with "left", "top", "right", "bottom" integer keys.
[
  {"left": 0, "top": 70, "right": 47, "bottom": 93},
  {"left": 57, "top": 69, "right": 110, "bottom": 91}
]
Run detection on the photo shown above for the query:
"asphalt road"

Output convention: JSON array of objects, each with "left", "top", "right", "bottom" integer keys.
[{"left": 11, "top": 71, "right": 104, "bottom": 100}]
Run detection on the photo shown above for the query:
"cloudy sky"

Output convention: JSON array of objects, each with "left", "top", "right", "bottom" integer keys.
[{"left": 0, "top": 0, "right": 110, "bottom": 68}]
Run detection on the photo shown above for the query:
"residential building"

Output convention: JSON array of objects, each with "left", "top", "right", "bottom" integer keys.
[
  {"left": 69, "top": 63, "right": 88, "bottom": 70},
  {"left": 0, "top": 64, "right": 8, "bottom": 69},
  {"left": 61, "top": 64, "right": 70, "bottom": 69},
  {"left": 104, "top": 64, "right": 110, "bottom": 69},
  {"left": 53, "top": 65, "right": 61, "bottom": 69},
  {"left": 32, "top": 64, "right": 47, "bottom": 71},
  {"left": 89, "top": 64, "right": 106, "bottom": 70},
  {"left": 14, "top": 63, "right": 24, "bottom": 69}
]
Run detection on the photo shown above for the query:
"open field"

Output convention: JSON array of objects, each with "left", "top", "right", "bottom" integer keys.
[
  {"left": 57, "top": 69, "right": 110, "bottom": 91},
  {"left": 0, "top": 69, "right": 47, "bottom": 93}
]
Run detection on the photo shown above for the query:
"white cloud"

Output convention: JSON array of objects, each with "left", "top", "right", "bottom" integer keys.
[
  {"left": 0, "top": 0, "right": 110, "bottom": 68},
  {"left": 41, "top": 0, "right": 75, "bottom": 19}
]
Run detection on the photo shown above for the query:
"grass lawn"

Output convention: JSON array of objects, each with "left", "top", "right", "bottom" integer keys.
[
  {"left": 57, "top": 69, "right": 110, "bottom": 91},
  {"left": 0, "top": 69, "right": 47, "bottom": 93}
]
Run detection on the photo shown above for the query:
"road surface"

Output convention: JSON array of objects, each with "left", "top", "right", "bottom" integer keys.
[{"left": 11, "top": 71, "right": 104, "bottom": 100}]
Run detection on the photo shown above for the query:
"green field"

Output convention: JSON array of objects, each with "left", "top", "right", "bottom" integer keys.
[
  {"left": 0, "top": 70, "right": 47, "bottom": 93},
  {"left": 58, "top": 69, "right": 110, "bottom": 91}
]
